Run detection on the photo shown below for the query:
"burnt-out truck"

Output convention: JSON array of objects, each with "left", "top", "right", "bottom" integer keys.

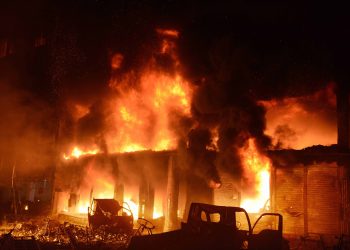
[
  {"left": 88, "top": 198, "right": 134, "bottom": 234},
  {"left": 128, "top": 203, "right": 286, "bottom": 250}
]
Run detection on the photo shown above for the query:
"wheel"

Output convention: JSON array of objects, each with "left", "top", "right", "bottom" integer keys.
[{"left": 135, "top": 218, "right": 155, "bottom": 235}]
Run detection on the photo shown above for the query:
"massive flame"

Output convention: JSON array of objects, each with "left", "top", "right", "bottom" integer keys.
[
  {"left": 60, "top": 164, "right": 160, "bottom": 220},
  {"left": 239, "top": 138, "right": 271, "bottom": 213},
  {"left": 60, "top": 29, "right": 187, "bottom": 220},
  {"left": 260, "top": 83, "right": 337, "bottom": 149},
  {"left": 63, "top": 28, "right": 192, "bottom": 158},
  {"left": 63, "top": 146, "right": 99, "bottom": 160},
  {"left": 59, "top": 28, "right": 273, "bottom": 221},
  {"left": 108, "top": 72, "right": 192, "bottom": 153}
]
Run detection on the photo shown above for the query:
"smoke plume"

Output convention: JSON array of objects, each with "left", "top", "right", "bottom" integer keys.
[{"left": 0, "top": 81, "right": 55, "bottom": 184}]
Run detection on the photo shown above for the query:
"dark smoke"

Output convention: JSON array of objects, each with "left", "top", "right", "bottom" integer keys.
[
  {"left": 273, "top": 125, "right": 298, "bottom": 150},
  {"left": 178, "top": 28, "right": 272, "bottom": 178},
  {"left": 0, "top": 82, "right": 55, "bottom": 184},
  {"left": 49, "top": 0, "right": 165, "bottom": 153},
  {"left": 76, "top": 100, "right": 112, "bottom": 153},
  {"left": 176, "top": 8, "right": 346, "bottom": 178},
  {"left": 187, "top": 128, "right": 220, "bottom": 184}
]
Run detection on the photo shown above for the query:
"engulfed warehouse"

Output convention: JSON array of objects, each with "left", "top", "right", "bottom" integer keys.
[
  {"left": 268, "top": 87, "right": 350, "bottom": 241},
  {"left": 53, "top": 87, "right": 350, "bottom": 240},
  {"left": 53, "top": 147, "right": 350, "bottom": 240}
]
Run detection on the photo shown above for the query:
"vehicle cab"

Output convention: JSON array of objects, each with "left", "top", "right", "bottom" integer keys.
[
  {"left": 88, "top": 198, "right": 133, "bottom": 234},
  {"left": 127, "top": 203, "right": 285, "bottom": 250}
]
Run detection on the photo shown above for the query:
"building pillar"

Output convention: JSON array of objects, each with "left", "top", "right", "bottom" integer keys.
[
  {"left": 52, "top": 190, "right": 64, "bottom": 214},
  {"left": 114, "top": 183, "right": 124, "bottom": 204},
  {"left": 139, "top": 180, "right": 154, "bottom": 219},
  {"left": 164, "top": 155, "right": 179, "bottom": 232}
]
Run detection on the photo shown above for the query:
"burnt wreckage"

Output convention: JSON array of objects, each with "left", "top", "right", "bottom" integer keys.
[
  {"left": 88, "top": 198, "right": 133, "bottom": 234},
  {"left": 128, "top": 203, "right": 285, "bottom": 250},
  {"left": 0, "top": 202, "right": 285, "bottom": 250}
]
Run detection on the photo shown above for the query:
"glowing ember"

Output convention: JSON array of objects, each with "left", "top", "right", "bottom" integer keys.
[
  {"left": 156, "top": 28, "right": 179, "bottom": 38},
  {"left": 239, "top": 138, "right": 271, "bottom": 213},
  {"left": 111, "top": 53, "right": 124, "bottom": 69}
]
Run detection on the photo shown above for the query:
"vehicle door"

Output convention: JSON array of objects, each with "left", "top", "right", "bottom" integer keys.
[{"left": 248, "top": 213, "right": 283, "bottom": 250}]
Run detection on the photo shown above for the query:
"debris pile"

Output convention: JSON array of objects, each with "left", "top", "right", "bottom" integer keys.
[{"left": 0, "top": 219, "right": 133, "bottom": 250}]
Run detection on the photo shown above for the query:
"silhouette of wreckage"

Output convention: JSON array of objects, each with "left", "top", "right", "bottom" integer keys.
[
  {"left": 86, "top": 199, "right": 286, "bottom": 249},
  {"left": 88, "top": 198, "right": 134, "bottom": 234},
  {"left": 127, "top": 202, "right": 286, "bottom": 250},
  {"left": 0, "top": 200, "right": 286, "bottom": 250}
]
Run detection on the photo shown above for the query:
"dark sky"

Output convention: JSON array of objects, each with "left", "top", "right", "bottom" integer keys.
[
  {"left": 0, "top": 0, "right": 350, "bottom": 98},
  {"left": 1, "top": 0, "right": 349, "bottom": 99}
]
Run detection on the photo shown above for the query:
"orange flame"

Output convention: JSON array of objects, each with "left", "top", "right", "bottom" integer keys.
[
  {"left": 63, "top": 28, "right": 192, "bottom": 160},
  {"left": 59, "top": 29, "right": 189, "bottom": 220},
  {"left": 108, "top": 72, "right": 192, "bottom": 153},
  {"left": 156, "top": 28, "right": 179, "bottom": 38},
  {"left": 260, "top": 83, "right": 336, "bottom": 149},
  {"left": 63, "top": 147, "right": 99, "bottom": 160},
  {"left": 239, "top": 138, "right": 271, "bottom": 213}
]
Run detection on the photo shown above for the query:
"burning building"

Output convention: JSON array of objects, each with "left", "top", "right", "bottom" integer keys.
[{"left": 1, "top": 1, "right": 350, "bottom": 248}]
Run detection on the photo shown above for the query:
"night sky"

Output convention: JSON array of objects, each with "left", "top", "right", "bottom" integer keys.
[{"left": 1, "top": 0, "right": 349, "bottom": 98}]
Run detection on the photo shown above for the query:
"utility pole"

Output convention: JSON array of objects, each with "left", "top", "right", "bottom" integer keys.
[{"left": 11, "top": 162, "right": 17, "bottom": 220}]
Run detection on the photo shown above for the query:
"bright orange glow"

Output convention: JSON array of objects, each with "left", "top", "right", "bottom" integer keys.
[
  {"left": 76, "top": 167, "right": 115, "bottom": 214},
  {"left": 58, "top": 164, "right": 165, "bottom": 220},
  {"left": 78, "top": 200, "right": 90, "bottom": 214},
  {"left": 240, "top": 138, "right": 271, "bottom": 213},
  {"left": 260, "top": 83, "right": 337, "bottom": 149},
  {"left": 59, "top": 29, "right": 190, "bottom": 222},
  {"left": 206, "top": 127, "right": 219, "bottom": 151},
  {"left": 124, "top": 196, "right": 139, "bottom": 219},
  {"left": 69, "top": 103, "right": 90, "bottom": 120},
  {"left": 111, "top": 53, "right": 124, "bottom": 69},
  {"left": 63, "top": 28, "right": 192, "bottom": 159},
  {"left": 156, "top": 28, "right": 179, "bottom": 38},
  {"left": 107, "top": 59, "right": 192, "bottom": 154},
  {"left": 63, "top": 147, "right": 99, "bottom": 160},
  {"left": 56, "top": 161, "right": 114, "bottom": 213},
  {"left": 153, "top": 209, "right": 163, "bottom": 219},
  {"left": 153, "top": 192, "right": 164, "bottom": 219}
]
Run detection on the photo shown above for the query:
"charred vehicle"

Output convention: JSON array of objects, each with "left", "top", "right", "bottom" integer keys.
[
  {"left": 128, "top": 203, "right": 285, "bottom": 250},
  {"left": 88, "top": 198, "right": 134, "bottom": 234}
]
